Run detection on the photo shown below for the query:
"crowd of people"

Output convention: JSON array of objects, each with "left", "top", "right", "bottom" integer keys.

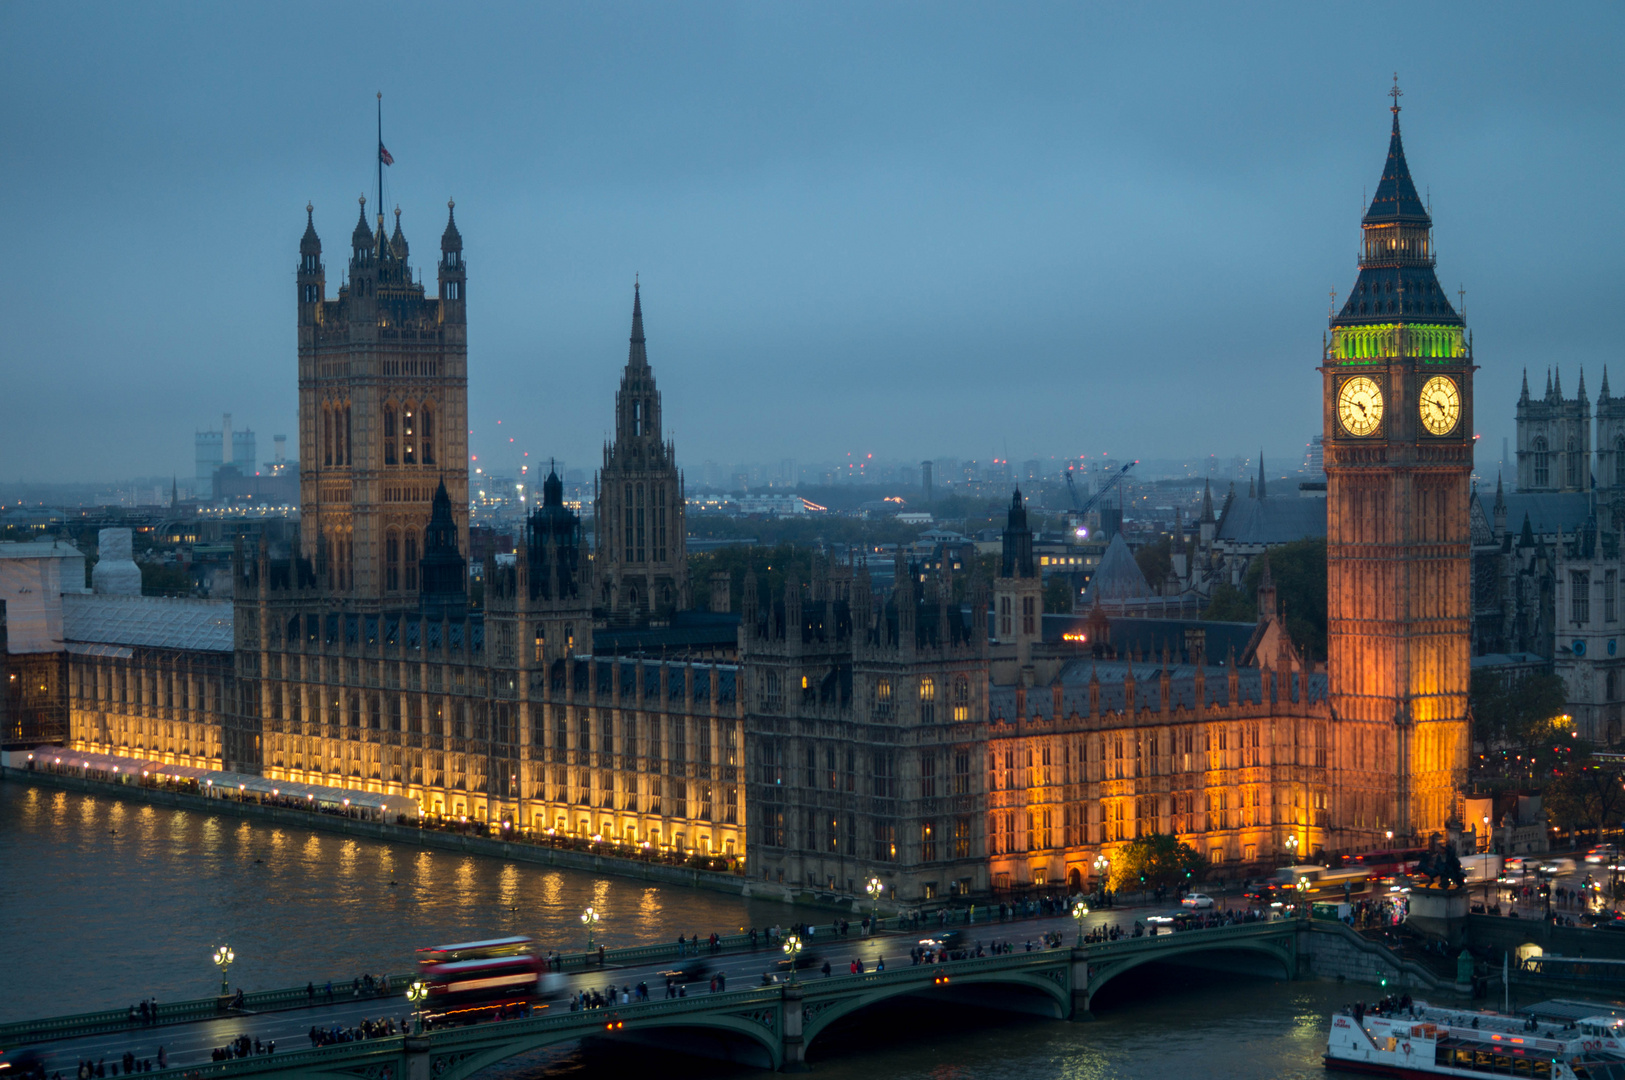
[
  {"left": 64, "top": 1049, "right": 167, "bottom": 1080},
  {"left": 306, "top": 1016, "right": 405, "bottom": 1047},
  {"left": 211, "top": 1033, "right": 274, "bottom": 1061}
]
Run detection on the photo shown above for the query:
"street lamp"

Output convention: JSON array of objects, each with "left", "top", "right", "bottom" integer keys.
[
  {"left": 1285, "top": 834, "right": 1299, "bottom": 865},
  {"left": 1295, "top": 877, "right": 1310, "bottom": 920},
  {"left": 866, "top": 877, "right": 884, "bottom": 929},
  {"left": 406, "top": 979, "right": 427, "bottom": 1034},
  {"left": 213, "top": 945, "right": 235, "bottom": 996},
  {"left": 1072, "top": 899, "right": 1090, "bottom": 947},
  {"left": 1094, "top": 855, "right": 1111, "bottom": 902},
  {"left": 782, "top": 933, "right": 803, "bottom": 982},
  {"left": 581, "top": 906, "right": 600, "bottom": 951}
]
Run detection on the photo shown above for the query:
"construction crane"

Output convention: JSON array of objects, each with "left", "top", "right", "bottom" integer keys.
[{"left": 1064, "top": 461, "right": 1137, "bottom": 532}]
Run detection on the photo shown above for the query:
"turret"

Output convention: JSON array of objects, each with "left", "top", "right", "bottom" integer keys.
[
  {"left": 439, "top": 198, "right": 465, "bottom": 316},
  {"left": 298, "top": 203, "right": 325, "bottom": 321}
]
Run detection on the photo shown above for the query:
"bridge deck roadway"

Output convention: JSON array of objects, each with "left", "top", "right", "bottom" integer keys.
[
  {"left": 11, "top": 908, "right": 1133, "bottom": 1075},
  {"left": 6, "top": 909, "right": 1293, "bottom": 1078}
]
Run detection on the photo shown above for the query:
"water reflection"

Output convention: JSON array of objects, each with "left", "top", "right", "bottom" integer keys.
[{"left": 0, "top": 783, "right": 825, "bottom": 1020}]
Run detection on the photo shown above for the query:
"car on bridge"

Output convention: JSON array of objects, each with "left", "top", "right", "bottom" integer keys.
[{"left": 1181, "top": 892, "right": 1215, "bottom": 910}]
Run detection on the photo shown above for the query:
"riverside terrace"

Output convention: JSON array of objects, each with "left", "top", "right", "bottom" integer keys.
[{"left": 3, "top": 918, "right": 1488, "bottom": 1078}]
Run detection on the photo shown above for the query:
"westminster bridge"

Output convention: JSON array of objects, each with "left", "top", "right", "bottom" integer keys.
[{"left": 1, "top": 918, "right": 1470, "bottom": 1078}]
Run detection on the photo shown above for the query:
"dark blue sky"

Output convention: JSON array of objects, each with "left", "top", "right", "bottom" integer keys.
[{"left": 2, "top": 3, "right": 1620, "bottom": 483}]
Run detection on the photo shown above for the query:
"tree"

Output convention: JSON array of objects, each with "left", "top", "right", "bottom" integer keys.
[
  {"left": 1134, "top": 538, "right": 1171, "bottom": 590},
  {"left": 1108, "top": 834, "right": 1209, "bottom": 892},
  {"left": 1470, "top": 670, "right": 1569, "bottom": 749},
  {"left": 1544, "top": 750, "right": 1625, "bottom": 841},
  {"left": 1201, "top": 537, "right": 1327, "bottom": 660}
]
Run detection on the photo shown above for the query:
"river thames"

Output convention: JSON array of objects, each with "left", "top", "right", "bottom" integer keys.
[{"left": 0, "top": 781, "right": 1359, "bottom": 1078}]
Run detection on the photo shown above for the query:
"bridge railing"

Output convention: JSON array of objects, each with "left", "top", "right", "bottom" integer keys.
[
  {"left": 0, "top": 926, "right": 836, "bottom": 1046},
  {"left": 0, "top": 974, "right": 418, "bottom": 1047}
]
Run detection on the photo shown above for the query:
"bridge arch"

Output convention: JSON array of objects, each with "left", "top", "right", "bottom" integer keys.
[
  {"left": 801, "top": 965, "right": 1073, "bottom": 1052},
  {"left": 1085, "top": 936, "right": 1294, "bottom": 1005}
]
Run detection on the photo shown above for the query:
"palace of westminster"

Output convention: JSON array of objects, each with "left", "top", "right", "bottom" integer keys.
[{"left": 2, "top": 100, "right": 1481, "bottom": 901}]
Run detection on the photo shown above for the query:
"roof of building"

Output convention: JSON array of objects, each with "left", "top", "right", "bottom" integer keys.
[
  {"left": 988, "top": 658, "right": 1328, "bottom": 722},
  {"left": 592, "top": 610, "right": 741, "bottom": 656},
  {"left": 1081, "top": 534, "right": 1151, "bottom": 603},
  {"left": 61, "top": 593, "right": 234, "bottom": 653},
  {"left": 1215, "top": 495, "right": 1326, "bottom": 546},
  {"left": 1474, "top": 490, "right": 1593, "bottom": 538}
]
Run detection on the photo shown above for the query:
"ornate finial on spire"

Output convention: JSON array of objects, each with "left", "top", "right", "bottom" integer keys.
[
  {"left": 359, "top": 193, "right": 366, "bottom": 207},
  {"left": 395, "top": 205, "right": 401, "bottom": 222},
  {"left": 1389, "top": 73, "right": 1403, "bottom": 119},
  {"left": 306, "top": 202, "right": 314, "bottom": 217}
]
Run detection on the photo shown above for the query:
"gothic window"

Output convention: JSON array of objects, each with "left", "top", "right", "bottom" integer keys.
[
  {"left": 635, "top": 484, "right": 646, "bottom": 562},
  {"left": 1573, "top": 571, "right": 1591, "bottom": 625},
  {"left": 655, "top": 484, "right": 666, "bottom": 563},
  {"left": 952, "top": 675, "right": 970, "bottom": 722},
  {"left": 632, "top": 399, "right": 642, "bottom": 437},
  {"left": 920, "top": 753, "right": 936, "bottom": 797},
  {"left": 919, "top": 676, "right": 936, "bottom": 723},
  {"left": 421, "top": 407, "right": 434, "bottom": 466},
  {"left": 1533, "top": 436, "right": 1549, "bottom": 488},
  {"left": 403, "top": 406, "right": 417, "bottom": 465},
  {"left": 921, "top": 820, "right": 937, "bottom": 862},
  {"left": 999, "top": 596, "right": 1012, "bottom": 638},
  {"left": 764, "top": 671, "right": 782, "bottom": 713},
  {"left": 874, "top": 677, "right": 892, "bottom": 720},
  {"left": 404, "top": 530, "right": 420, "bottom": 591},
  {"left": 1567, "top": 436, "right": 1580, "bottom": 489},
  {"left": 1608, "top": 570, "right": 1619, "bottom": 623},
  {"left": 386, "top": 529, "right": 400, "bottom": 591},
  {"left": 1021, "top": 595, "right": 1036, "bottom": 635},
  {"left": 384, "top": 406, "right": 398, "bottom": 465},
  {"left": 322, "top": 408, "right": 333, "bottom": 466},
  {"left": 1616, "top": 434, "right": 1625, "bottom": 488},
  {"left": 343, "top": 405, "right": 352, "bottom": 466},
  {"left": 622, "top": 484, "right": 633, "bottom": 562}
]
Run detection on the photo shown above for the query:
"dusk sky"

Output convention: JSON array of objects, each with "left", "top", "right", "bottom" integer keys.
[{"left": 2, "top": 2, "right": 1621, "bottom": 484}]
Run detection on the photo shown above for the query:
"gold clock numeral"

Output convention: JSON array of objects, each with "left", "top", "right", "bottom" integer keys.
[
  {"left": 1419, "top": 375, "right": 1460, "bottom": 436},
  {"left": 1338, "top": 376, "right": 1384, "bottom": 437}
]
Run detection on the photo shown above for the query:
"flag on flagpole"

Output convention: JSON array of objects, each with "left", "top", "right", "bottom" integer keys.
[{"left": 379, "top": 143, "right": 394, "bottom": 166}]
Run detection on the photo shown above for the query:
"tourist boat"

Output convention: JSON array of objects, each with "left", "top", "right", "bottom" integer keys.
[{"left": 1324, "top": 1001, "right": 1625, "bottom": 1078}]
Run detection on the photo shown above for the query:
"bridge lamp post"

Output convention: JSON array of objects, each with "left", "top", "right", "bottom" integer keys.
[
  {"left": 406, "top": 979, "right": 427, "bottom": 1035},
  {"left": 1295, "top": 877, "right": 1310, "bottom": 920},
  {"left": 212, "top": 945, "right": 234, "bottom": 996},
  {"left": 581, "top": 906, "right": 600, "bottom": 951},
  {"left": 1284, "top": 833, "right": 1299, "bottom": 866},
  {"left": 1072, "top": 900, "right": 1089, "bottom": 947},
  {"left": 866, "top": 877, "right": 884, "bottom": 929},
  {"left": 782, "top": 933, "right": 803, "bottom": 983},
  {"left": 1093, "top": 855, "right": 1110, "bottom": 902}
]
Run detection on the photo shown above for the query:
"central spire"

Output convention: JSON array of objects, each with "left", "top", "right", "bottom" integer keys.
[{"left": 628, "top": 278, "right": 648, "bottom": 369}]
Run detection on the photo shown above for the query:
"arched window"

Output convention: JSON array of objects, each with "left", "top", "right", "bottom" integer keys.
[
  {"left": 635, "top": 483, "right": 646, "bottom": 562},
  {"left": 343, "top": 405, "right": 352, "bottom": 466},
  {"left": 1568, "top": 436, "right": 1581, "bottom": 489},
  {"left": 385, "top": 528, "right": 400, "bottom": 591},
  {"left": 404, "top": 530, "right": 419, "bottom": 590},
  {"left": 919, "top": 677, "right": 936, "bottom": 724},
  {"left": 952, "top": 676, "right": 970, "bottom": 722},
  {"left": 622, "top": 483, "right": 634, "bottom": 562},
  {"left": 1615, "top": 435, "right": 1625, "bottom": 488},
  {"left": 384, "top": 405, "right": 398, "bottom": 465},
  {"left": 421, "top": 406, "right": 435, "bottom": 466},
  {"left": 322, "top": 407, "right": 333, "bottom": 467},
  {"left": 1533, "top": 436, "right": 1549, "bottom": 488}
]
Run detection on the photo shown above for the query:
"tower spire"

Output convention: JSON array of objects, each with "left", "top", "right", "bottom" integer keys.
[
  {"left": 628, "top": 278, "right": 647, "bottom": 368},
  {"left": 1257, "top": 451, "right": 1266, "bottom": 499}
]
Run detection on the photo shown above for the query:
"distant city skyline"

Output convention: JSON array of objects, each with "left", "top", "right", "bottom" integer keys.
[{"left": 3, "top": 4, "right": 1620, "bottom": 481}]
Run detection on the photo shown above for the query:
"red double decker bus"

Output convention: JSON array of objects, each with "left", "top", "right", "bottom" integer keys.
[{"left": 415, "top": 936, "right": 553, "bottom": 1019}]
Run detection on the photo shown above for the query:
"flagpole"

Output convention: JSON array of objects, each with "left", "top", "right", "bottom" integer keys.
[{"left": 376, "top": 92, "right": 383, "bottom": 234}]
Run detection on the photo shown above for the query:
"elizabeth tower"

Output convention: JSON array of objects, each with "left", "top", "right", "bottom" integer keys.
[{"left": 1323, "top": 90, "right": 1471, "bottom": 840}]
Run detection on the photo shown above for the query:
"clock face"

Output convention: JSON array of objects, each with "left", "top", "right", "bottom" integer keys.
[
  {"left": 1419, "top": 375, "right": 1461, "bottom": 436},
  {"left": 1337, "top": 376, "right": 1384, "bottom": 437}
]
